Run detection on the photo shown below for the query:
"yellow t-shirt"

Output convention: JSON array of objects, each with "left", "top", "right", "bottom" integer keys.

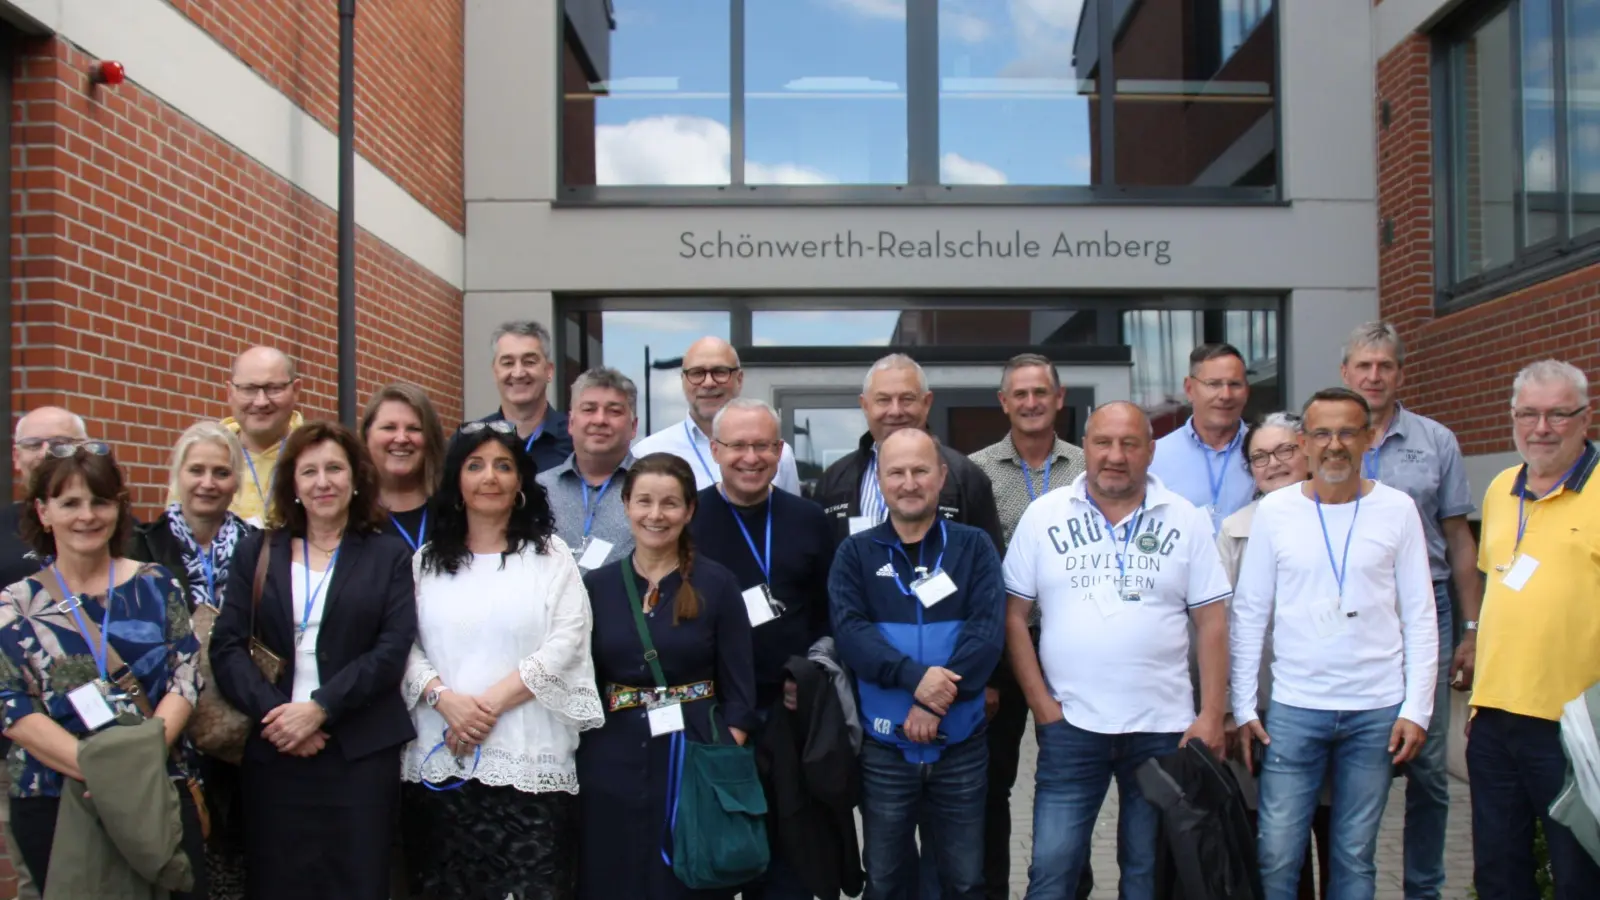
[{"left": 1472, "top": 443, "right": 1600, "bottom": 721}]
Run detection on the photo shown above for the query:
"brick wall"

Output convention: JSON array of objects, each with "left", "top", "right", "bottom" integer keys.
[
  {"left": 1377, "top": 33, "right": 1600, "bottom": 456},
  {"left": 9, "top": 34, "right": 465, "bottom": 514}
]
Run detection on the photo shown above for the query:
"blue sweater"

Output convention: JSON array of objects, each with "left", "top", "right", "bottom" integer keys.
[{"left": 828, "top": 519, "right": 1005, "bottom": 763}]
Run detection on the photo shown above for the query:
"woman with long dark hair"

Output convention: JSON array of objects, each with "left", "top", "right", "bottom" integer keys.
[
  {"left": 209, "top": 421, "right": 417, "bottom": 900},
  {"left": 400, "top": 422, "right": 604, "bottom": 898},
  {"left": 575, "top": 452, "right": 756, "bottom": 900}
]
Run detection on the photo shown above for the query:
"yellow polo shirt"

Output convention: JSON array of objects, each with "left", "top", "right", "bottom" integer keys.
[{"left": 1472, "top": 442, "right": 1600, "bottom": 721}]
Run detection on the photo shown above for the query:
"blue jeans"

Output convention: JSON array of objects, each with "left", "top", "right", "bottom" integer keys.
[
  {"left": 1024, "top": 718, "right": 1180, "bottom": 900},
  {"left": 1468, "top": 707, "right": 1600, "bottom": 900},
  {"left": 860, "top": 735, "right": 988, "bottom": 900},
  {"left": 1257, "top": 701, "right": 1401, "bottom": 900},
  {"left": 1400, "top": 580, "right": 1453, "bottom": 899}
]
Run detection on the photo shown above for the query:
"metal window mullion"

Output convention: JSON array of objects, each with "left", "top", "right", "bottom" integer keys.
[
  {"left": 730, "top": 0, "right": 745, "bottom": 186},
  {"left": 1511, "top": 0, "right": 1527, "bottom": 252},
  {"left": 1098, "top": 0, "right": 1117, "bottom": 187},
  {"left": 906, "top": 0, "right": 939, "bottom": 185},
  {"left": 1552, "top": 0, "right": 1572, "bottom": 240}
]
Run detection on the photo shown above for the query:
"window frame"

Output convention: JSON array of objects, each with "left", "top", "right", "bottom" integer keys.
[
  {"left": 556, "top": 0, "right": 1283, "bottom": 206},
  {"left": 1432, "top": 0, "right": 1600, "bottom": 312}
]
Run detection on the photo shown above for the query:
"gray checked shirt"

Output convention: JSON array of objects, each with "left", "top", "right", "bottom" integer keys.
[
  {"left": 970, "top": 433, "right": 1088, "bottom": 551},
  {"left": 535, "top": 453, "right": 635, "bottom": 569}
]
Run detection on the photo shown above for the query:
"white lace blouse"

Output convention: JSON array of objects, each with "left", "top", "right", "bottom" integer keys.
[{"left": 401, "top": 540, "right": 605, "bottom": 794}]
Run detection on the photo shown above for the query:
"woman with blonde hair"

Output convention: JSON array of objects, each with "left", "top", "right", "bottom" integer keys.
[
  {"left": 132, "top": 421, "right": 259, "bottom": 899},
  {"left": 362, "top": 383, "right": 447, "bottom": 556}
]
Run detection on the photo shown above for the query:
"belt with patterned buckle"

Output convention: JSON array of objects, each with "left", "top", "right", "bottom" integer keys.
[{"left": 605, "top": 680, "right": 715, "bottom": 713}]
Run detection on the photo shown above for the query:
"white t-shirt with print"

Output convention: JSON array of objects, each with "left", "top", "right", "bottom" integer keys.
[{"left": 1003, "top": 473, "right": 1233, "bottom": 735}]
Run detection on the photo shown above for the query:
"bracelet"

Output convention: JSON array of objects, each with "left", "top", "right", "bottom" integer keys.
[{"left": 913, "top": 700, "right": 944, "bottom": 718}]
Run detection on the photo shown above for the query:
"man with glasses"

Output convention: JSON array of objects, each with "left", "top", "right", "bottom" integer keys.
[
  {"left": 1469, "top": 360, "right": 1600, "bottom": 898},
  {"left": 3, "top": 404, "right": 89, "bottom": 900},
  {"left": 1338, "top": 321, "right": 1479, "bottom": 900},
  {"left": 537, "top": 367, "right": 639, "bottom": 571},
  {"left": 691, "top": 398, "right": 835, "bottom": 899},
  {"left": 461, "top": 320, "right": 573, "bottom": 473},
  {"left": 211, "top": 346, "right": 303, "bottom": 525},
  {"left": 633, "top": 336, "right": 801, "bottom": 493},
  {"left": 1233, "top": 387, "right": 1437, "bottom": 899},
  {"left": 1151, "top": 343, "right": 1255, "bottom": 533}
]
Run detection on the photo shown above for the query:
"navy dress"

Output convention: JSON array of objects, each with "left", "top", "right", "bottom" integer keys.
[{"left": 576, "top": 556, "right": 757, "bottom": 900}]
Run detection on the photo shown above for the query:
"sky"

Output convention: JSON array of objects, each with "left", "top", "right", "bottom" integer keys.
[{"left": 591, "top": 0, "right": 1096, "bottom": 186}]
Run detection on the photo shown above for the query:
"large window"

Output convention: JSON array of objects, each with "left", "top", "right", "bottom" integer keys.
[
  {"left": 560, "top": 0, "right": 1278, "bottom": 202},
  {"left": 1435, "top": 0, "right": 1600, "bottom": 302}
]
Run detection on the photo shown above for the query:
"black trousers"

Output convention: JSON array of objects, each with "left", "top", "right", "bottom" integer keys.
[
  {"left": 11, "top": 780, "right": 208, "bottom": 899},
  {"left": 984, "top": 678, "right": 1093, "bottom": 900}
]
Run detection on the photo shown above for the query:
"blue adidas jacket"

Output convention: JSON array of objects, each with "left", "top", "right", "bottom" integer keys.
[{"left": 828, "top": 519, "right": 1005, "bottom": 763}]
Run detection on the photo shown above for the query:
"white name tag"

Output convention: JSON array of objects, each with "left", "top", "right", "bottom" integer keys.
[
  {"left": 1091, "top": 584, "right": 1125, "bottom": 619},
  {"left": 244, "top": 516, "right": 265, "bottom": 529},
  {"left": 1502, "top": 554, "right": 1539, "bottom": 591},
  {"left": 576, "top": 537, "right": 613, "bottom": 571},
  {"left": 647, "top": 702, "right": 685, "bottom": 737},
  {"left": 68, "top": 681, "right": 116, "bottom": 731},
  {"left": 1311, "top": 597, "right": 1351, "bottom": 639},
  {"left": 911, "top": 570, "right": 957, "bottom": 608},
  {"left": 742, "top": 584, "right": 779, "bottom": 627},
  {"left": 848, "top": 516, "right": 874, "bottom": 535}
]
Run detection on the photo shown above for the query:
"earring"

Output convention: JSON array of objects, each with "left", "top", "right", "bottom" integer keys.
[
  {"left": 353, "top": 489, "right": 359, "bottom": 496},
  {"left": 294, "top": 498, "right": 302, "bottom": 505},
  {"left": 516, "top": 491, "right": 527, "bottom": 509}
]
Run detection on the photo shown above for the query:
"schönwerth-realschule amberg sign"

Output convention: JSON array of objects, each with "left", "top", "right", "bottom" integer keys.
[{"left": 677, "top": 229, "right": 1174, "bottom": 266}]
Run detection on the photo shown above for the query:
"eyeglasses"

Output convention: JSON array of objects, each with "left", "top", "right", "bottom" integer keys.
[
  {"left": 713, "top": 439, "right": 782, "bottom": 457},
  {"left": 45, "top": 441, "right": 111, "bottom": 459},
  {"left": 231, "top": 381, "right": 294, "bottom": 400},
  {"left": 458, "top": 420, "right": 517, "bottom": 436},
  {"left": 14, "top": 436, "right": 80, "bottom": 452},
  {"left": 1247, "top": 444, "right": 1299, "bottom": 468},
  {"left": 683, "top": 366, "right": 739, "bottom": 386},
  {"left": 1511, "top": 407, "right": 1587, "bottom": 427},
  {"left": 1307, "top": 429, "right": 1364, "bottom": 446},
  {"left": 1194, "top": 378, "right": 1248, "bottom": 393}
]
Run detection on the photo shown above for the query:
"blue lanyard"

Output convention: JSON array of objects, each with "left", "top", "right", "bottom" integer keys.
[
  {"left": 420, "top": 727, "right": 482, "bottom": 792},
  {"left": 582, "top": 475, "right": 617, "bottom": 538},
  {"left": 1022, "top": 454, "right": 1053, "bottom": 502},
  {"left": 721, "top": 487, "right": 772, "bottom": 581},
  {"left": 390, "top": 510, "right": 427, "bottom": 553},
  {"left": 1313, "top": 489, "right": 1361, "bottom": 600},
  {"left": 1514, "top": 454, "right": 1586, "bottom": 555},
  {"left": 1086, "top": 495, "right": 1144, "bottom": 590},
  {"left": 1201, "top": 427, "right": 1242, "bottom": 509},
  {"left": 524, "top": 419, "right": 545, "bottom": 454},
  {"left": 201, "top": 549, "right": 218, "bottom": 608},
  {"left": 243, "top": 438, "right": 288, "bottom": 507},
  {"left": 299, "top": 541, "right": 339, "bottom": 640},
  {"left": 50, "top": 563, "right": 116, "bottom": 680},
  {"left": 887, "top": 520, "right": 947, "bottom": 596},
  {"left": 1363, "top": 414, "right": 1398, "bottom": 480},
  {"left": 684, "top": 421, "right": 717, "bottom": 484}
]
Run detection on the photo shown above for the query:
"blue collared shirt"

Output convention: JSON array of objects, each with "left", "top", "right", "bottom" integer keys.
[
  {"left": 1364, "top": 404, "right": 1475, "bottom": 582},
  {"left": 468, "top": 406, "right": 574, "bottom": 474},
  {"left": 1149, "top": 417, "right": 1255, "bottom": 534}
]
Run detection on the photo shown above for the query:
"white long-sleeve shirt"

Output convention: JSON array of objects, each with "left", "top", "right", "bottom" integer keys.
[{"left": 1230, "top": 481, "right": 1438, "bottom": 728}]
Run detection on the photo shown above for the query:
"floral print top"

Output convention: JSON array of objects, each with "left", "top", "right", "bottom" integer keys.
[{"left": 0, "top": 562, "right": 203, "bottom": 798}]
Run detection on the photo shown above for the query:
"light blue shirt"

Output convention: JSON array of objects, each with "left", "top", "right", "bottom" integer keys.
[{"left": 1149, "top": 417, "right": 1254, "bottom": 534}]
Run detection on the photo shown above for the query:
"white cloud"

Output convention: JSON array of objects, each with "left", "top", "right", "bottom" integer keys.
[
  {"left": 941, "top": 10, "right": 994, "bottom": 43},
  {"left": 941, "top": 152, "right": 1008, "bottom": 184},
  {"left": 784, "top": 76, "right": 900, "bottom": 92},
  {"left": 1526, "top": 140, "right": 1556, "bottom": 192},
  {"left": 1001, "top": 0, "right": 1087, "bottom": 78},
  {"left": 827, "top": 0, "right": 905, "bottom": 21},
  {"left": 1067, "top": 153, "right": 1093, "bottom": 174},
  {"left": 596, "top": 115, "right": 836, "bottom": 185}
]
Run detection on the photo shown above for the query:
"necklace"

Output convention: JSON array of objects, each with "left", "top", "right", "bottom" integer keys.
[{"left": 307, "top": 537, "right": 342, "bottom": 554}]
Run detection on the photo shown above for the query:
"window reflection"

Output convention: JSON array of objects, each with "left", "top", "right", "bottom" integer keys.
[
  {"left": 593, "top": 311, "right": 732, "bottom": 433},
  {"left": 1566, "top": 0, "right": 1600, "bottom": 237},
  {"left": 791, "top": 407, "right": 868, "bottom": 495},
  {"left": 1123, "top": 308, "right": 1280, "bottom": 438},
  {"left": 1522, "top": 0, "right": 1560, "bottom": 247},
  {"left": 1448, "top": 8, "right": 1516, "bottom": 279},
  {"left": 938, "top": 0, "right": 1097, "bottom": 186}
]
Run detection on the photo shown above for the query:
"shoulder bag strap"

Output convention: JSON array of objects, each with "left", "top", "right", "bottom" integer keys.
[
  {"left": 250, "top": 533, "right": 272, "bottom": 640},
  {"left": 619, "top": 563, "right": 668, "bottom": 690},
  {"left": 46, "top": 572, "right": 157, "bottom": 721}
]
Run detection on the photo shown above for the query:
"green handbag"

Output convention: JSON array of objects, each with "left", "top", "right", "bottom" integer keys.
[{"left": 621, "top": 566, "right": 771, "bottom": 889}]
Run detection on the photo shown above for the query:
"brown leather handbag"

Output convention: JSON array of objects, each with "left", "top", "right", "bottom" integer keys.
[{"left": 186, "top": 536, "right": 284, "bottom": 765}]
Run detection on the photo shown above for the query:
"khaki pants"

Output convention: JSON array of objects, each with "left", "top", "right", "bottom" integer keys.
[{"left": 0, "top": 762, "right": 38, "bottom": 900}]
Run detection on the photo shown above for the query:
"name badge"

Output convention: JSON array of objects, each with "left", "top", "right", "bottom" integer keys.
[
  {"left": 647, "top": 701, "right": 685, "bottom": 737},
  {"left": 911, "top": 570, "right": 957, "bottom": 608},
  {"left": 244, "top": 515, "right": 265, "bottom": 529},
  {"left": 1311, "top": 597, "right": 1352, "bottom": 639},
  {"left": 576, "top": 537, "right": 613, "bottom": 571},
  {"left": 1091, "top": 584, "right": 1125, "bottom": 619},
  {"left": 68, "top": 681, "right": 117, "bottom": 732},
  {"left": 1502, "top": 554, "right": 1539, "bottom": 592},
  {"left": 848, "top": 516, "right": 874, "bottom": 535},
  {"left": 741, "top": 584, "right": 782, "bottom": 627}
]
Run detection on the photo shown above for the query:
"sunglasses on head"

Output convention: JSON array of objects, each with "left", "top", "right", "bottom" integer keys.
[
  {"left": 45, "top": 441, "right": 111, "bottom": 459},
  {"left": 457, "top": 420, "right": 517, "bottom": 436}
]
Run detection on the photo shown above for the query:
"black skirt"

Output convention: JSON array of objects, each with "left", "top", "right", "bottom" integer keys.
[
  {"left": 401, "top": 780, "right": 577, "bottom": 900},
  {"left": 240, "top": 743, "right": 400, "bottom": 900}
]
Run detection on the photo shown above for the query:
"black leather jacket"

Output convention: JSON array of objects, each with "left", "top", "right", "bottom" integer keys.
[{"left": 815, "top": 431, "right": 1004, "bottom": 553}]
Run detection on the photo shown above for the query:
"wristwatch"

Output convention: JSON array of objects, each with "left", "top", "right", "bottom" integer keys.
[
  {"left": 426, "top": 685, "right": 451, "bottom": 708},
  {"left": 1463, "top": 620, "right": 1478, "bottom": 632}
]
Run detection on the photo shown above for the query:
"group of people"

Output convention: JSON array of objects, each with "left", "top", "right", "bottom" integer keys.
[{"left": 0, "top": 317, "right": 1591, "bottom": 900}]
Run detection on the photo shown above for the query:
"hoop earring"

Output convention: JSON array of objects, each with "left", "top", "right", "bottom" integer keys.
[{"left": 516, "top": 491, "right": 527, "bottom": 509}]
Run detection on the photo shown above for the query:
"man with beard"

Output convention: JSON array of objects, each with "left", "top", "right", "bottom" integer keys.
[
  {"left": 460, "top": 320, "right": 574, "bottom": 473},
  {"left": 537, "top": 367, "right": 638, "bottom": 570},
  {"left": 1232, "top": 387, "right": 1437, "bottom": 899},
  {"left": 1004, "top": 401, "right": 1231, "bottom": 900},
  {"left": 632, "top": 336, "right": 801, "bottom": 494}
]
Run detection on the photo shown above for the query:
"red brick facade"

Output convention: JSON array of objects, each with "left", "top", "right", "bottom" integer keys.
[
  {"left": 7, "top": 7, "right": 465, "bottom": 515},
  {"left": 1377, "top": 30, "right": 1600, "bottom": 455}
]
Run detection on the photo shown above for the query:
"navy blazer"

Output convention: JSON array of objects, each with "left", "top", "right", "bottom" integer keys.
[{"left": 210, "top": 528, "right": 417, "bottom": 763}]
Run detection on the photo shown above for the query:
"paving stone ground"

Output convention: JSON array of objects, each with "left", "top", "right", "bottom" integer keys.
[{"left": 1000, "top": 724, "right": 1476, "bottom": 900}]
